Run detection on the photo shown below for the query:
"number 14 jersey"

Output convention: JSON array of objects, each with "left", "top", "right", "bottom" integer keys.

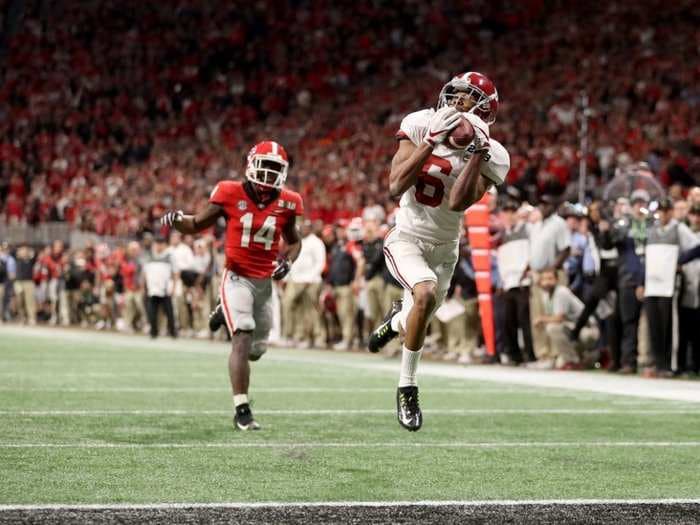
[
  {"left": 395, "top": 108, "right": 477, "bottom": 244},
  {"left": 209, "top": 181, "right": 303, "bottom": 278}
]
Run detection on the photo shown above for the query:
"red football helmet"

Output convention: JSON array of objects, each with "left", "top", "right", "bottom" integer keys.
[
  {"left": 438, "top": 72, "right": 499, "bottom": 125},
  {"left": 245, "top": 141, "right": 289, "bottom": 189}
]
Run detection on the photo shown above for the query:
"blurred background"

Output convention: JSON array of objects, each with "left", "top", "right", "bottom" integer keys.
[{"left": 0, "top": 1, "right": 698, "bottom": 377}]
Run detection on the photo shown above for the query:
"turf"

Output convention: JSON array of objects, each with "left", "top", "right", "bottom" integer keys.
[{"left": 1, "top": 329, "right": 699, "bottom": 505}]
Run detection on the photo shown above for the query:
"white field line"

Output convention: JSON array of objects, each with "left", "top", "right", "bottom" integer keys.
[
  {"left": 0, "top": 378, "right": 539, "bottom": 394},
  {"left": 1, "top": 441, "right": 700, "bottom": 449},
  {"left": 3, "top": 324, "right": 700, "bottom": 403},
  {"left": 1, "top": 408, "right": 698, "bottom": 416},
  {"left": 2, "top": 499, "right": 700, "bottom": 510}
]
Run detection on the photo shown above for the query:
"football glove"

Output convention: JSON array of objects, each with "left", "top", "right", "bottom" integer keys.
[
  {"left": 423, "top": 106, "right": 461, "bottom": 147},
  {"left": 160, "top": 210, "right": 184, "bottom": 227},
  {"left": 271, "top": 258, "right": 291, "bottom": 281},
  {"left": 463, "top": 113, "right": 490, "bottom": 151}
]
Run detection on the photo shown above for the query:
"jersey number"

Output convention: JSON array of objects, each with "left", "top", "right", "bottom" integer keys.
[
  {"left": 240, "top": 213, "right": 276, "bottom": 251},
  {"left": 415, "top": 156, "right": 452, "bottom": 207}
]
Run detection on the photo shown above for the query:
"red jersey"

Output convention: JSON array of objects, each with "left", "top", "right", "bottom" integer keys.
[{"left": 209, "top": 181, "right": 303, "bottom": 278}]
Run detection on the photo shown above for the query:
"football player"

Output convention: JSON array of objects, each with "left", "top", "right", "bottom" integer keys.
[
  {"left": 161, "top": 141, "right": 303, "bottom": 430},
  {"left": 368, "top": 72, "right": 510, "bottom": 431}
]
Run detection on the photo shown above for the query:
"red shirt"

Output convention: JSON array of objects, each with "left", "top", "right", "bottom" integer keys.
[
  {"left": 120, "top": 260, "right": 139, "bottom": 292},
  {"left": 209, "top": 181, "right": 303, "bottom": 279}
]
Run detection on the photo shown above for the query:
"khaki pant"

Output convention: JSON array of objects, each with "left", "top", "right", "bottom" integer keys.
[
  {"left": 446, "top": 297, "right": 480, "bottom": 357},
  {"left": 123, "top": 290, "right": 146, "bottom": 330},
  {"left": 14, "top": 280, "right": 36, "bottom": 324},
  {"left": 282, "top": 282, "right": 305, "bottom": 340},
  {"left": 545, "top": 322, "right": 599, "bottom": 365},
  {"left": 283, "top": 281, "right": 325, "bottom": 344},
  {"left": 334, "top": 285, "right": 356, "bottom": 345},
  {"left": 530, "top": 270, "right": 567, "bottom": 361},
  {"left": 365, "top": 276, "right": 386, "bottom": 328}
]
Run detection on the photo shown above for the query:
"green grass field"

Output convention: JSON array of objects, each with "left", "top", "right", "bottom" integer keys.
[{"left": 1, "top": 327, "right": 699, "bottom": 506}]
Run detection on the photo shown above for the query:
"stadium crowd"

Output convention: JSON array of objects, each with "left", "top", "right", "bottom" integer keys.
[
  {"left": 0, "top": 1, "right": 699, "bottom": 377},
  {"left": 0, "top": 0, "right": 699, "bottom": 230},
  {"left": 2, "top": 184, "right": 700, "bottom": 377}
]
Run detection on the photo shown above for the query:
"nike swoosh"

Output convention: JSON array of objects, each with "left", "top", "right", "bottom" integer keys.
[{"left": 428, "top": 129, "right": 449, "bottom": 137}]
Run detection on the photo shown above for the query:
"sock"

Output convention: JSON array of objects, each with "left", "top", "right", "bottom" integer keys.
[
  {"left": 398, "top": 345, "right": 422, "bottom": 387},
  {"left": 390, "top": 311, "right": 401, "bottom": 332},
  {"left": 233, "top": 394, "right": 248, "bottom": 408}
]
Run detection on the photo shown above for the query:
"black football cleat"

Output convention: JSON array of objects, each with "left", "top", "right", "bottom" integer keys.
[
  {"left": 368, "top": 300, "right": 402, "bottom": 353},
  {"left": 396, "top": 386, "right": 422, "bottom": 431},
  {"left": 233, "top": 403, "right": 261, "bottom": 431},
  {"left": 209, "top": 300, "right": 226, "bottom": 333}
]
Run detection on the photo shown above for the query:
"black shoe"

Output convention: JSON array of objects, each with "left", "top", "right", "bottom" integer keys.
[
  {"left": 564, "top": 325, "right": 578, "bottom": 342},
  {"left": 368, "top": 300, "right": 402, "bottom": 353},
  {"left": 234, "top": 403, "right": 261, "bottom": 431},
  {"left": 209, "top": 301, "right": 226, "bottom": 332},
  {"left": 396, "top": 386, "right": 422, "bottom": 431}
]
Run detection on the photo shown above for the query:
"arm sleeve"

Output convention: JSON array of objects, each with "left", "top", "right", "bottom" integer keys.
[
  {"left": 396, "top": 110, "right": 431, "bottom": 145},
  {"left": 208, "top": 183, "right": 228, "bottom": 206},
  {"left": 294, "top": 193, "right": 304, "bottom": 217},
  {"left": 678, "top": 223, "right": 699, "bottom": 252},
  {"left": 679, "top": 243, "right": 700, "bottom": 265},
  {"left": 557, "top": 221, "right": 572, "bottom": 251}
]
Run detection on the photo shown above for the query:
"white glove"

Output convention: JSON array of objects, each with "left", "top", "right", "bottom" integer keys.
[
  {"left": 479, "top": 138, "right": 510, "bottom": 186},
  {"left": 160, "top": 210, "right": 184, "bottom": 227},
  {"left": 423, "top": 106, "right": 461, "bottom": 147},
  {"left": 463, "top": 113, "right": 490, "bottom": 151}
]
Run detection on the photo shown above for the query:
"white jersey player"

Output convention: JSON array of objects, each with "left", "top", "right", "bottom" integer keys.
[{"left": 368, "top": 71, "right": 510, "bottom": 431}]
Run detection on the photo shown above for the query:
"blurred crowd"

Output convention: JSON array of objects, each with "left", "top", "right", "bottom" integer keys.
[
  {"left": 2, "top": 184, "right": 700, "bottom": 377},
  {"left": 1, "top": 1, "right": 699, "bottom": 231}
]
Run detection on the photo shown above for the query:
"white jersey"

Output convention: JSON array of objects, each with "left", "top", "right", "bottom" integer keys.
[{"left": 395, "top": 108, "right": 509, "bottom": 244}]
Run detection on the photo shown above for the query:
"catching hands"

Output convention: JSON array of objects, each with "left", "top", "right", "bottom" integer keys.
[
  {"left": 463, "top": 113, "right": 490, "bottom": 152},
  {"left": 160, "top": 210, "right": 184, "bottom": 227},
  {"left": 423, "top": 106, "right": 461, "bottom": 147}
]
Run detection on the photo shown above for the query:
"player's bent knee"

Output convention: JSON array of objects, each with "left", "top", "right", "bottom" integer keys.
[
  {"left": 248, "top": 341, "right": 267, "bottom": 361},
  {"left": 412, "top": 282, "right": 437, "bottom": 313},
  {"left": 234, "top": 318, "right": 256, "bottom": 332}
]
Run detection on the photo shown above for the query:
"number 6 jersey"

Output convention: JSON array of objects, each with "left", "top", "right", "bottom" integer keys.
[
  {"left": 209, "top": 181, "right": 304, "bottom": 278},
  {"left": 395, "top": 108, "right": 509, "bottom": 244}
]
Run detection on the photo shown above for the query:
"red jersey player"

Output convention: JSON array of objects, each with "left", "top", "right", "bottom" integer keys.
[{"left": 161, "top": 141, "right": 303, "bottom": 430}]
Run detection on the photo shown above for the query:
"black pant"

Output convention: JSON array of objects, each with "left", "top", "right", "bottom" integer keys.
[
  {"left": 609, "top": 286, "right": 641, "bottom": 369},
  {"left": 502, "top": 287, "right": 535, "bottom": 363},
  {"left": 146, "top": 295, "right": 177, "bottom": 338},
  {"left": 573, "top": 264, "right": 618, "bottom": 336},
  {"left": 644, "top": 296, "right": 672, "bottom": 372},
  {"left": 678, "top": 306, "right": 700, "bottom": 373}
]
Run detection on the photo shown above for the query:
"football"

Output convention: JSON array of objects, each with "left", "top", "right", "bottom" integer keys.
[{"left": 446, "top": 116, "right": 475, "bottom": 149}]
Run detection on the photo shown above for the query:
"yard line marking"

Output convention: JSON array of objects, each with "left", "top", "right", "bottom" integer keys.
[
  {"left": 3, "top": 325, "right": 700, "bottom": 403},
  {"left": 2, "top": 441, "right": 700, "bottom": 449},
  {"left": 2, "top": 499, "right": 700, "bottom": 510},
  {"left": 1, "top": 408, "right": 698, "bottom": 416},
  {"left": 0, "top": 387, "right": 537, "bottom": 394}
]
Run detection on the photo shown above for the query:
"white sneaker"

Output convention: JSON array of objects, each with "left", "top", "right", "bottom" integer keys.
[
  {"left": 525, "top": 359, "right": 555, "bottom": 370},
  {"left": 457, "top": 354, "right": 472, "bottom": 365}
]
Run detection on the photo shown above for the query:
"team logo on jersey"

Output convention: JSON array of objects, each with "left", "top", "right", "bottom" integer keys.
[
  {"left": 278, "top": 199, "right": 296, "bottom": 211},
  {"left": 238, "top": 200, "right": 247, "bottom": 211}
]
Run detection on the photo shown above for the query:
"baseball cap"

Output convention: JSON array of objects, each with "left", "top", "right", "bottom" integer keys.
[
  {"left": 630, "top": 189, "right": 650, "bottom": 204},
  {"left": 657, "top": 197, "right": 674, "bottom": 210}
]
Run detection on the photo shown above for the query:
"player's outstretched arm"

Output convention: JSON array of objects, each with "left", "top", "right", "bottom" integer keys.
[
  {"left": 389, "top": 140, "right": 434, "bottom": 198},
  {"left": 161, "top": 203, "right": 225, "bottom": 234},
  {"left": 448, "top": 151, "right": 491, "bottom": 212}
]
